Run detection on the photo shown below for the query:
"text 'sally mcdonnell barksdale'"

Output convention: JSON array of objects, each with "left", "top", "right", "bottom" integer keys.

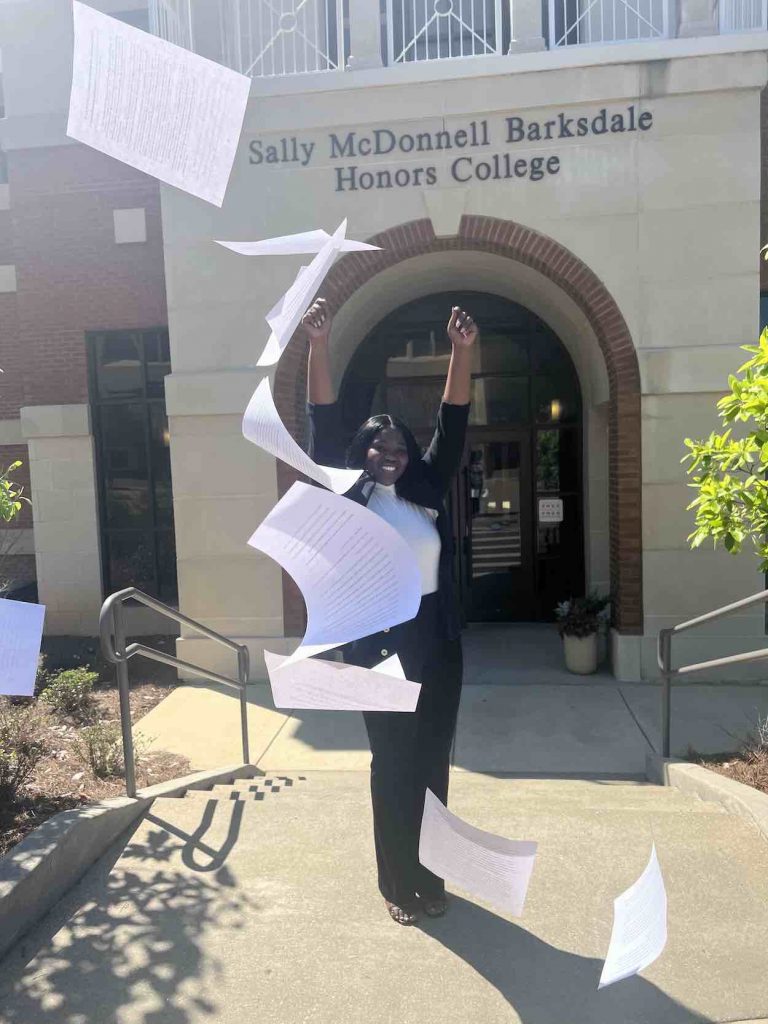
[{"left": 248, "top": 106, "right": 654, "bottom": 192}]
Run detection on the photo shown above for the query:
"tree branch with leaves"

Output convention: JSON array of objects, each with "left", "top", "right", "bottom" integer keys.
[{"left": 683, "top": 328, "right": 768, "bottom": 570}]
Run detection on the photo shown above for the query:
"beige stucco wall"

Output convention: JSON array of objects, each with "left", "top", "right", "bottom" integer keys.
[
  {"left": 19, "top": 405, "right": 103, "bottom": 635},
  {"left": 161, "top": 49, "right": 768, "bottom": 680}
]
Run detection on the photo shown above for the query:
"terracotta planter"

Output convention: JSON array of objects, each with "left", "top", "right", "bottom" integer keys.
[{"left": 562, "top": 632, "right": 598, "bottom": 674}]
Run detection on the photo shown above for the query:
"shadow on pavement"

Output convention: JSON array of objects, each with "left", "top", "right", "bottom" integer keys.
[
  {"left": 420, "top": 896, "right": 710, "bottom": 1024},
  {"left": 0, "top": 809, "right": 254, "bottom": 1024}
]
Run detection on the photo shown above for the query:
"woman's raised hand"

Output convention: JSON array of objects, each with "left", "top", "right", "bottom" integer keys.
[
  {"left": 302, "top": 298, "right": 332, "bottom": 345},
  {"left": 447, "top": 306, "right": 479, "bottom": 349}
]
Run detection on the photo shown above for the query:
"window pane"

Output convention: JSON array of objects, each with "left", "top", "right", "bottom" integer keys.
[
  {"left": 536, "top": 429, "right": 579, "bottom": 493},
  {"left": 475, "top": 333, "right": 528, "bottom": 375},
  {"left": 384, "top": 381, "right": 444, "bottom": 430},
  {"left": 106, "top": 532, "right": 156, "bottom": 593},
  {"left": 145, "top": 330, "right": 172, "bottom": 398},
  {"left": 533, "top": 376, "right": 578, "bottom": 424},
  {"left": 157, "top": 530, "right": 177, "bottom": 602},
  {"left": 100, "top": 405, "right": 150, "bottom": 526},
  {"left": 96, "top": 333, "right": 143, "bottom": 398},
  {"left": 470, "top": 377, "right": 528, "bottom": 426},
  {"left": 530, "top": 331, "right": 573, "bottom": 374},
  {"left": 149, "top": 404, "right": 174, "bottom": 528}
]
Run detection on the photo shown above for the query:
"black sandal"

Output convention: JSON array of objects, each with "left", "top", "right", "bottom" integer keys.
[
  {"left": 385, "top": 900, "right": 420, "bottom": 926},
  {"left": 421, "top": 896, "right": 448, "bottom": 918}
]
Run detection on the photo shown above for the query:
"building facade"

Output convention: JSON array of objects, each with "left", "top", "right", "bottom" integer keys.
[{"left": 1, "top": 0, "right": 768, "bottom": 680}]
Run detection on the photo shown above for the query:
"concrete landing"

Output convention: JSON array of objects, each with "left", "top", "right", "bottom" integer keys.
[{"left": 1, "top": 774, "right": 767, "bottom": 1023}]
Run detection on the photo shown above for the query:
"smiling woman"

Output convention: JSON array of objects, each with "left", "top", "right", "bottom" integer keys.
[{"left": 303, "top": 296, "right": 477, "bottom": 927}]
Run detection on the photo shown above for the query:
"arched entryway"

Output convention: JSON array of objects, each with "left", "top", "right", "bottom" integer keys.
[
  {"left": 274, "top": 215, "right": 642, "bottom": 640},
  {"left": 339, "top": 291, "right": 584, "bottom": 622}
]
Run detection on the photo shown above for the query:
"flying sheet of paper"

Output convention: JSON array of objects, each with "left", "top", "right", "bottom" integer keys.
[
  {"left": 598, "top": 844, "right": 668, "bottom": 989},
  {"left": 419, "top": 789, "right": 538, "bottom": 917},
  {"left": 263, "top": 651, "right": 420, "bottom": 711},
  {"left": 67, "top": 1, "right": 250, "bottom": 207},
  {"left": 258, "top": 219, "right": 347, "bottom": 366},
  {"left": 248, "top": 481, "right": 421, "bottom": 660},
  {"left": 0, "top": 600, "right": 46, "bottom": 697},
  {"left": 216, "top": 229, "right": 380, "bottom": 256},
  {"left": 242, "top": 378, "right": 360, "bottom": 494}
]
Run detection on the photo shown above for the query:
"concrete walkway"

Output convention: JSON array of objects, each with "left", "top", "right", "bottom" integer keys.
[
  {"left": 1, "top": 624, "right": 768, "bottom": 1023},
  {"left": 1, "top": 773, "right": 767, "bottom": 1023},
  {"left": 135, "top": 624, "right": 768, "bottom": 775}
]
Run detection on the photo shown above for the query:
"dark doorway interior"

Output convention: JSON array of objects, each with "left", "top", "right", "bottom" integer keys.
[{"left": 339, "top": 291, "right": 584, "bottom": 622}]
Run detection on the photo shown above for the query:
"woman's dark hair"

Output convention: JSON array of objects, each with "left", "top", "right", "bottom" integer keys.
[{"left": 346, "top": 414, "right": 422, "bottom": 488}]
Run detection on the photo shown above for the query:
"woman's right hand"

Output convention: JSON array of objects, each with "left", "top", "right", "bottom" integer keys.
[{"left": 302, "top": 298, "right": 332, "bottom": 345}]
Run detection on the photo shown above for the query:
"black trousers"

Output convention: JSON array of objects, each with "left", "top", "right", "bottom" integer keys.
[{"left": 346, "top": 593, "right": 463, "bottom": 906}]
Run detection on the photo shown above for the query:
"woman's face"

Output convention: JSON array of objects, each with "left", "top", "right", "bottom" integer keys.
[{"left": 365, "top": 427, "right": 409, "bottom": 485}]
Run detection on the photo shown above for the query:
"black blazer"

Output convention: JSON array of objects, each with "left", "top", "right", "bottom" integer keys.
[{"left": 308, "top": 399, "right": 470, "bottom": 645}]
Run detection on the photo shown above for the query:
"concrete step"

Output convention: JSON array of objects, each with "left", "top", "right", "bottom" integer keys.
[
  {"left": 176, "top": 775, "right": 309, "bottom": 803},
  {"left": 173, "top": 773, "right": 725, "bottom": 815},
  {"left": 2, "top": 772, "right": 764, "bottom": 1024}
]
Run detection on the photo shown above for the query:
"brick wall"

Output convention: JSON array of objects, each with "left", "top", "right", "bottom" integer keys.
[
  {"left": 6, "top": 145, "right": 167, "bottom": 413},
  {"left": 0, "top": 142, "right": 168, "bottom": 586}
]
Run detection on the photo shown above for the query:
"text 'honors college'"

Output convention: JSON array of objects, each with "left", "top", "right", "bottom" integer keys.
[{"left": 248, "top": 105, "right": 654, "bottom": 192}]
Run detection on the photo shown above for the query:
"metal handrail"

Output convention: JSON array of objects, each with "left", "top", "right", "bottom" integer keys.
[
  {"left": 99, "top": 588, "right": 251, "bottom": 798},
  {"left": 657, "top": 587, "right": 768, "bottom": 762}
]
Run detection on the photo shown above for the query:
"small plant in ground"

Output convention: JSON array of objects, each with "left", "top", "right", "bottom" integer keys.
[
  {"left": 0, "top": 700, "right": 47, "bottom": 803},
  {"left": 743, "top": 712, "right": 768, "bottom": 757},
  {"left": 0, "top": 461, "right": 28, "bottom": 524},
  {"left": 33, "top": 653, "right": 53, "bottom": 698},
  {"left": 554, "top": 592, "right": 610, "bottom": 638},
  {"left": 73, "top": 722, "right": 150, "bottom": 779},
  {"left": 40, "top": 667, "right": 99, "bottom": 720}
]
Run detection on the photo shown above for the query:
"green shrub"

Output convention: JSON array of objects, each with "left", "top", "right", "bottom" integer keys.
[
  {"left": 73, "top": 722, "right": 149, "bottom": 779},
  {"left": 0, "top": 701, "right": 47, "bottom": 803},
  {"left": 40, "top": 667, "right": 98, "bottom": 719},
  {"left": 683, "top": 328, "right": 768, "bottom": 570},
  {"left": 0, "top": 461, "right": 28, "bottom": 524}
]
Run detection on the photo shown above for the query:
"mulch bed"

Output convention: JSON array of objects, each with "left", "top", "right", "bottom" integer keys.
[
  {"left": 0, "top": 669, "right": 190, "bottom": 859},
  {"left": 697, "top": 748, "right": 768, "bottom": 796}
]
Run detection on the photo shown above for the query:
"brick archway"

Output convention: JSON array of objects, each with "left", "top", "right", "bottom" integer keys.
[{"left": 275, "top": 215, "right": 642, "bottom": 635}]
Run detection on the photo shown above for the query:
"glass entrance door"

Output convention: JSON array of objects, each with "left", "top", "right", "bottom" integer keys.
[{"left": 455, "top": 432, "right": 534, "bottom": 621}]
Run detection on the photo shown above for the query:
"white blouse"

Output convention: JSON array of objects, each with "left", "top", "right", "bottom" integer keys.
[{"left": 367, "top": 483, "right": 441, "bottom": 596}]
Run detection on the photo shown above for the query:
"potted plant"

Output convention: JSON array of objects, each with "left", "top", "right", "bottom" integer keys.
[{"left": 555, "top": 592, "right": 610, "bottom": 674}]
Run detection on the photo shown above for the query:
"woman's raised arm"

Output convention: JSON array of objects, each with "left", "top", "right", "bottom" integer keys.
[
  {"left": 422, "top": 307, "right": 478, "bottom": 489},
  {"left": 304, "top": 298, "right": 335, "bottom": 405},
  {"left": 443, "top": 305, "right": 478, "bottom": 405}
]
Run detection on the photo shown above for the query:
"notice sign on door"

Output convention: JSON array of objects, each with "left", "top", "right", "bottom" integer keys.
[{"left": 538, "top": 498, "right": 564, "bottom": 524}]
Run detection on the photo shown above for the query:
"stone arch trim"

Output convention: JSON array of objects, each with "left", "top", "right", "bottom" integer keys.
[{"left": 275, "top": 215, "right": 642, "bottom": 636}]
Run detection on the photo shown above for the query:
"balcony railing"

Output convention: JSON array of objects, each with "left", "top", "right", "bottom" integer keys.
[
  {"left": 150, "top": 0, "right": 347, "bottom": 74},
  {"left": 549, "top": 0, "right": 667, "bottom": 47},
  {"left": 718, "top": 0, "right": 768, "bottom": 31},
  {"left": 387, "top": 0, "right": 511, "bottom": 62},
  {"left": 148, "top": 0, "right": 767, "bottom": 77}
]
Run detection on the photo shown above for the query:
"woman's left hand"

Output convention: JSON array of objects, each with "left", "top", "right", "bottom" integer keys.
[{"left": 447, "top": 307, "right": 479, "bottom": 349}]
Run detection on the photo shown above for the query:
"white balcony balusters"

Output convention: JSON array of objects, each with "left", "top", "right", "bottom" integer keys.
[
  {"left": 548, "top": 0, "right": 668, "bottom": 45},
  {"left": 718, "top": 0, "right": 768, "bottom": 31},
  {"left": 385, "top": 0, "right": 512, "bottom": 62},
  {"left": 147, "top": 0, "right": 766, "bottom": 78},
  {"left": 148, "top": 0, "right": 192, "bottom": 48},
  {"left": 149, "top": 0, "right": 346, "bottom": 76}
]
